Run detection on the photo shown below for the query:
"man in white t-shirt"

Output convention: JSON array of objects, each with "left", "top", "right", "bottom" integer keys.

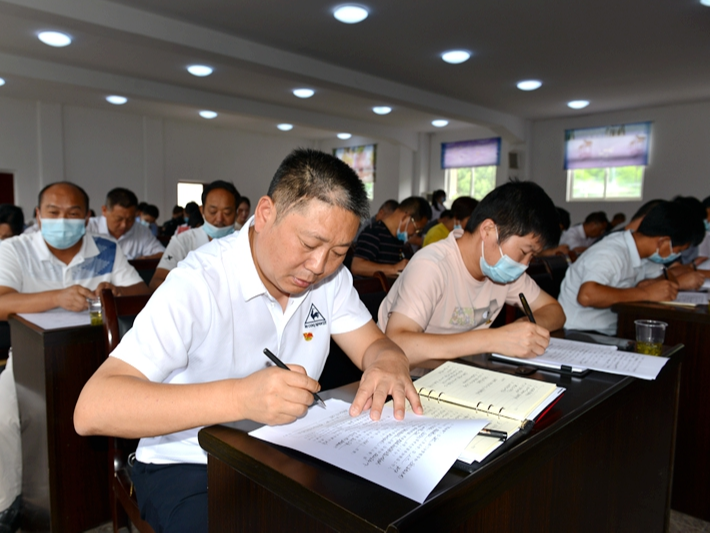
[
  {"left": 0, "top": 182, "right": 148, "bottom": 531},
  {"left": 379, "top": 181, "right": 566, "bottom": 368},
  {"left": 75, "top": 149, "right": 422, "bottom": 533},
  {"left": 559, "top": 211, "right": 608, "bottom": 254},
  {"left": 559, "top": 201, "right": 705, "bottom": 335},
  {"left": 150, "top": 180, "right": 240, "bottom": 291},
  {"left": 87, "top": 187, "right": 165, "bottom": 260}
]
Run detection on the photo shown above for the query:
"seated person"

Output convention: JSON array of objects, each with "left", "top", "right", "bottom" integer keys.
[
  {"left": 699, "top": 194, "right": 710, "bottom": 259},
  {"left": 234, "top": 196, "right": 251, "bottom": 230},
  {"left": 176, "top": 201, "right": 203, "bottom": 234},
  {"left": 87, "top": 188, "right": 165, "bottom": 260},
  {"left": 138, "top": 204, "right": 160, "bottom": 236},
  {"left": 559, "top": 211, "right": 609, "bottom": 253},
  {"left": 558, "top": 201, "right": 705, "bottom": 335},
  {"left": 609, "top": 212, "right": 626, "bottom": 230},
  {"left": 623, "top": 199, "right": 664, "bottom": 232},
  {"left": 422, "top": 209, "right": 454, "bottom": 247},
  {"left": 160, "top": 205, "right": 185, "bottom": 237},
  {"left": 379, "top": 181, "right": 566, "bottom": 368},
  {"left": 0, "top": 205, "right": 25, "bottom": 241},
  {"left": 422, "top": 196, "right": 479, "bottom": 248},
  {"left": 150, "top": 181, "right": 240, "bottom": 290},
  {"left": 351, "top": 196, "right": 431, "bottom": 278},
  {"left": 355, "top": 199, "right": 398, "bottom": 240},
  {"left": 0, "top": 182, "right": 148, "bottom": 532},
  {"left": 74, "top": 149, "right": 422, "bottom": 533},
  {"left": 537, "top": 206, "right": 571, "bottom": 257}
]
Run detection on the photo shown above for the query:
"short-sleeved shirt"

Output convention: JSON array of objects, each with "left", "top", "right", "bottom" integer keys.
[
  {"left": 698, "top": 231, "right": 710, "bottom": 259},
  {"left": 558, "top": 230, "right": 657, "bottom": 335},
  {"left": 156, "top": 227, "right": 212, "bottom": 272},
  {"left": 87, "top": 216, "right": 165, "bottom": 260},
  {"left": 378, "top": 230, "right": 541, "bottom": 334},
  {"left": 111, "top": 219, "right": 372, "bottom": 465},
  {"left": 422, "top": 223, "right": 450, "bottom": 247},
  {"left": 559, "top": 224, "right": 595, "bottom": 250},
  {"left": 0, "top": 231, "right": 142, "bottom": 293},
  {"left": 354, "top": 220, "right": 403, "bottom": 265}
]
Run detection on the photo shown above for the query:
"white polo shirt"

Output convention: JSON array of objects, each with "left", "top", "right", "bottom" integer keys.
[
  {"left": 0, "top": 231, "right": 143, "bottom": 293},
  {"left": 156, "top": 227, "right": 212, "bottom": 272},
  {"left": 111, "top": 219, "right": 372, "bottom": 465},
  {"left": 87, "top": 216, "right": 165, "bottom": 260},
  {"left": 559, "top": 224, "right": 595, "bottom": 250},
  {"left": 559, "top": 230, "right": 655, "bottom": 335}
]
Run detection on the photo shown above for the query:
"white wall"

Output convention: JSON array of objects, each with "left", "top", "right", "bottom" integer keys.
[
  {"left": 530, "top": 100, "right": 710, "bottom": 225},
  {"left": 0, "top": 94, "right": 314, "bottom": 223}
]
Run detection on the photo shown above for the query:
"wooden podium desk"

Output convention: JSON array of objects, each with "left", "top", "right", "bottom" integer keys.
[
  {"left": 200, "top": 346, "right": 682, "bottom": 533},
  {"left": 613, "top": 301, "right": 710, "bottom": 521},
  {"left": 9, "top": 315, "right": 110, "bottom": 532}
]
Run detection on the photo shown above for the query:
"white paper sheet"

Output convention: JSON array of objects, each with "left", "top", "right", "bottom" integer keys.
[
  {"left": 700, "top": 279, "right": 710, "bottom": 290},
  {"left": 249, "top": 399, "right": 488, "bottom": 503},
  {"left": 17, "top": 308, "right": 91, "bottom": 330},
  {"left": 672, "top": 291, "right": 709, "bottom": 305},
  {"left": 698, "top": 259, "right": 710, "bottom": 271}
]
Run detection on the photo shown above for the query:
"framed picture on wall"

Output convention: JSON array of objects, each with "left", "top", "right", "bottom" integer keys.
[{"left": 333, "top": 144, "right": 376, "bottom": 200}]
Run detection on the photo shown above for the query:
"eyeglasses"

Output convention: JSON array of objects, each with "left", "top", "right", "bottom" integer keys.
[{"left": 410, "top": 217, "right": 424, "bottom": 236}]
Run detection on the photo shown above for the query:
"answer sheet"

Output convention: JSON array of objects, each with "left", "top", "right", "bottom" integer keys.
[
  {"left": 673, "top": 291, "right": 709, "bottom": 305},
  {"left": 18, "top": 308, "right": 91, "bottom": 329},
  {"left": 249, "top": 398, "right": 488, "bottom": 503}
]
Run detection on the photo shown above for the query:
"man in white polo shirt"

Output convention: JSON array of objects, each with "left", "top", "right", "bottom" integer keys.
[
  {"left": 0, "top": 182, "right": 148, "bottom": 532},
  {"left": 149, "top": 180, "right": 240, "bottom": 291},
  {"left": 379, "top": 181, "right": 566, "bottom": 368},
  {"left": 87, "top": 187, "right": 165, "bottom": 260},
  {"left": 75, "top": 149, "right": 422, "bottom": 533}
]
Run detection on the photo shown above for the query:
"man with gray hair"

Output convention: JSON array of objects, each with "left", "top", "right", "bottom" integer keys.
[{"left": 75, "top": 149, "right": 422, "bottom": 533}]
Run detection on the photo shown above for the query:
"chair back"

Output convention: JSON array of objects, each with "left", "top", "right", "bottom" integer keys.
[
  {"left": 100, "top": 289, "right": 152, "bottom": 355},
  {"left": 128, "top": 258, "right": 161, "bottom": 285}
]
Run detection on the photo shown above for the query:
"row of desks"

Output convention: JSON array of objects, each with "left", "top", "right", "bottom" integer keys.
[{"left": 9, "top": 300, "right": 710, "bottom": 531}]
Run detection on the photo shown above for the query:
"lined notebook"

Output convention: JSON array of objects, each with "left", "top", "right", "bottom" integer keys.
[{"left": 411, "top": 362, "right": 564, "bottom": 464}]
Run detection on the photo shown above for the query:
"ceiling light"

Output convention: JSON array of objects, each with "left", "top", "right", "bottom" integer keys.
[
  {"left": 333, "top": 5, "right": 369, "bottom": 24},
  {"left": 187, "top": 65, "right": 213, "bottom": 77},
  {"left": 567, "top": 100, "right": 590, "bottom": 109},
  {"left": 432, "top": 119, "right": 449, "bottom": 128},
  {"left": 199, "top": 110, "right": 218, "bottom": 119},
  {"left": 517, "top": 80, "right": 542, "bottom": 91},
  {"left": 38, "top": 31, "right": 72, "bottom": 47},
  {"left": 106, "top": 95, "right": 127, "bottom": 105},
  {"left": 701, "top": 0, "right": 710, "bottom": 6},
  {"left": 0, "top": 78, "right": 5, "bottom": 87},
  {"left": 372, "top": 106, "right": 392, "bottom": 115},
  {"left": 293, "top": 88, "right": 315, "bottom": 99},
  {"left": 337, "top": 133, "right": 352, "bottom": 140},
  {"left": 277, "top": 123, "right": 293, "bottom": 131},
  {"left": 441, "top": 50, "right": 471, "bottom": 64}
]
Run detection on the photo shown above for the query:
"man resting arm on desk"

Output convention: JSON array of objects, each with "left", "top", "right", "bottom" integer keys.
[
  {"left": 74, "top": 149, "right": 422, "bottom": 533},
  {"left": 379, "top": 181, "right": 566, "bottom": 368}
]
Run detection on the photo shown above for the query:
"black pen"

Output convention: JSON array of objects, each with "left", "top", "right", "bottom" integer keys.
[
  {"left": 519, "top": 293, "right": 536, "bottom": 324},
  {"left": 479, "top": 428, "right": 508, "bottom": 440},
  {"left": 662, "top": 267, "right": 669, "bottom": 280},
  {"left": 263, "top": 348, "right": 327, "bottom": 409}
]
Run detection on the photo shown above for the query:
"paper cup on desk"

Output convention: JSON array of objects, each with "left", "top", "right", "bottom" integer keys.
[{"left": 634, "top": 320, "right": 667, "bottom": 356}]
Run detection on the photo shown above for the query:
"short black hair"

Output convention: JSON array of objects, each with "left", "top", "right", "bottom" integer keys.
[
  {"left": 556, "top": 207, "right": 571, "bottom": 231},
  {"left": 379, "top": 199, "right": 399, "bottom": 214},
  {"left": 398, "top": 197, "right": 432, "bottom": 223},
  {"left": 184, "top": 201, "right": 203, "bottom": 228},
  {"left": 201, "top": 180, "right": 240, "bottom": 208},
  {"left": 105, "top": 188, "right": 138, "bottom": 210},
  {"left": 137, "top": 201, "right": 149, "bottom": 212},
  {"left": 638, "top": 201, "right": 705, "bottom": 246},
  {"left": 268, "top": 148, "right": 369, "bottom": 221},
  {"left": 38, "top": 181, "right": 90, "bottom": 213},
  {"left": 584, "top": 211, "right": 609, "bottom": 226},
  {"left": 239, "top": 196, "right": 251, "bottom": 207},
  {"left": 672, "top": 196, "right": 705, "bottom": 224},
  {"left": 702, "top": 195, "right": 710, "bottom": 210},
  {"left": 143, "top": 204, "right": 159, "bottom": 219},
  {"left": 172, "top": 205, "right": 184, "bottom": 216},
  {"left": 450, "top": 197, "right": 478, "bottom": 222},
  {"left": 439, "top": 210, "right": 454, "bottom": 219},
  {"left": 631, "top": 199, "right": 664, "bottom": 221},
  {"left": 466, "top": 181, "right": 560, "bottom": 249},
  {"left": 0, "top": 204, "right": 25, "bottom": 236}
]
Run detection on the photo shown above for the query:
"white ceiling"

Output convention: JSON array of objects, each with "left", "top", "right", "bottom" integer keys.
[{"left": 0, "top": 0, "right": 708, "bottom": 144}]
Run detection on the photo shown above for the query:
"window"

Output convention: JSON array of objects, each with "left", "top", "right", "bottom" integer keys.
[
  {"left": 446, "top": 166, "right": 496, "bottom": 201},
  {"left": 565, "top": 122, "right": 650, "bottom": 201},
  {"left": 177, "top": 182, "right": 204, "bottom": 207},
  {"left": 333, "top": 144, "right": 376, "bottom": 200},
  {"left": 441, "top": 137, "right": 500, "bottom": 201}
]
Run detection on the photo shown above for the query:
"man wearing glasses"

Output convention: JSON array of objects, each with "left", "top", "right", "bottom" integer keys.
[{"left": 351, "top": 197, "right": 431, "bottom": 278}]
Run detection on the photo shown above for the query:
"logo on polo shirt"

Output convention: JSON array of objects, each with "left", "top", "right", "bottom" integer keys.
[{"left": 304, "top": 304, "right": 326, "bottom": 328}]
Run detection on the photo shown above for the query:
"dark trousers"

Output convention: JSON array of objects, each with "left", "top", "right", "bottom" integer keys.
[{"left": 132, "top": 461, "right": 208, "bottom": 533}]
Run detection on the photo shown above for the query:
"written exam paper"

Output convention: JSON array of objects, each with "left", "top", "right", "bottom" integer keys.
[{"left": 249, "top": 399, "right": 488, "bottom": 503}]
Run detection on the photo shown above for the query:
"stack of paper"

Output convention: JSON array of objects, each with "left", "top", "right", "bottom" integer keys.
[{"left": 17, "top": 308, "right": 91, "bottom": 329}]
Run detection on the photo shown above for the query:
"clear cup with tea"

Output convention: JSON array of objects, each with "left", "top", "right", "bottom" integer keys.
[
  {"left": 634, "top": 319, "right": 667, "bottom": 356},
  {"left": 87, "top": 297, "right": 103, "bottom": 326}
]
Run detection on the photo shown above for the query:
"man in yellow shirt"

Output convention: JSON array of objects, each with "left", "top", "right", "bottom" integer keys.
[{"left": 422, "top": 197, "right": 478, "bottom": 247}]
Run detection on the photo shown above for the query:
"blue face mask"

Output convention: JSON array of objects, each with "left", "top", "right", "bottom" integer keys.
[
  {"left": 479, "top": 226, "right": 528, "bottom": 283},
  {"left": 396, "top": 218, "right": 410, "bottom": 243},
  {"left": 202, "top": 220, "right": 235, "bottom": 240},
  {"left": 40, "top": 218, "right": 86, "bottom": 250},
  {"left": 454, "top": 224, "right": 462, "bottom": 231},
  {"left": 704, "top": 219, "right": 710, "bottom": 232},
  {"left": 648, "top": 237, "right": 681, "bottom": 264},
  {"left": 139, "top": 219, "right": 150, "bottom": 227}
]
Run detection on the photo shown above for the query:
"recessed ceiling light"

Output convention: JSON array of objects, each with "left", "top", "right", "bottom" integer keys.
[
  {"left": 333, "top": 5, "right": 369, "bottom": 24},
  {"left": 199, "top": 110, "right": 218, "bottom": 119},
  {"left": 432, "top": 119, "right": 449, "bottom": 128},
  {"left": 567, "top": 100, "right": 590, "bottom": 109},
  {"left": 38, "top": 31, "right": 72, "bottom": 47},
  {"left": 293, "top": 88, "right": 315, "bottom": 99},
  {"left": 337, "top": 133, "right": 352, "bottom": 140},
  {"left": 372, "top": 106, "right": 392, "bottom": 115},
  {"left": 441, "top": 50, "right": 471, "bottom": 64},
  {"left": 517, "top": 80, "right": 542, "bottom": 91},
  {"left": 187, "top": 65, "right": 213, "bottom": 77},
  {"left": 0, "top": 78, "right": 5, "bottom": 87},
  {"left": 277, "top": 123, "right": 294, "bottom": 131},
  {"left": 701, "top": 0, "right": 710, "bottom": 6},
  {"left": 105, "top": 95, "right": 127, "bottom": 105}
]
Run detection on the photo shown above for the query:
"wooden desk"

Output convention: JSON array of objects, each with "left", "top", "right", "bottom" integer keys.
[
  {"left": 10, "top": 316, "right": 110, "bottom": 532},
  {"left": 200, "top": 347, "right": 682, "bottom": 533},
  {"left": 613, "top": 301, "right": 710, "bottom": 521}
]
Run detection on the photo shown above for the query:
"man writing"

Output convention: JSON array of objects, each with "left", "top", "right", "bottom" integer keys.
[{"left": 74, "top": 149, "right": 422, "bottom": 533}]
